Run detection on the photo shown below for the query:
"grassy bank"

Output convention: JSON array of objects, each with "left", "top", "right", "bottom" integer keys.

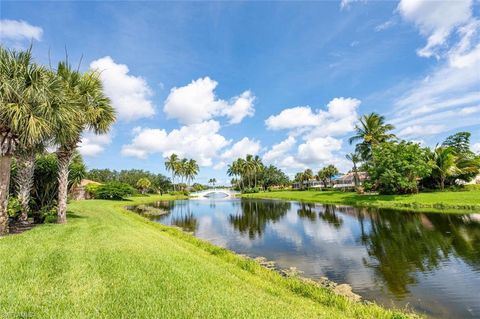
[
  {"left": 0, "top": 195, "right": 414, "bottom": 318},
  {"left": 242, "top": 188, "right": 480, "bottom": 213}
]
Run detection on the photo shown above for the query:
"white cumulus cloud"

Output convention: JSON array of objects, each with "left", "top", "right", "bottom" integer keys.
[
  {"left": 90, "top": 56, "right": 155, "bottom": 121},
  {"left": 164, "top": 77, "right": 255, "bottom": 125},
  {"left": 221, "top": 137, "right": 261, "bottom": 160},
  {"left": 121, "top": 120, "right": 230, "bottom": 166},
  {"left": 78, "top": 132, "right": 112, "bottom": 157},
  {"left": 263, "top": 136, "right": 296, "bottom": 163},
  {"left": 265, "top": 98, "right": 360, "bottom": 135},
  {"left": 0, "top": 19, "right": 43, "bottom": 42}
]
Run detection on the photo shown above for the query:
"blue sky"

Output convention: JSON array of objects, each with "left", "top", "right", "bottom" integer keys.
[{"left": 1, "top": 0, "right": 479, "bottom": 184}]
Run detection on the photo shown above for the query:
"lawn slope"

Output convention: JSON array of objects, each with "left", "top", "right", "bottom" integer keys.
[
  {"left": 0, "top": 195, "right": 413, "bottom": 318},
  {"left": 242, "top": 189, "right": 480, "bottom": 213}
]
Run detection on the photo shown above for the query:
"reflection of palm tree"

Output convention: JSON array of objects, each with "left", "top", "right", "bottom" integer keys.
[
  {"left": 171, "top": 212, "right": 198, "bottom": 233},
  {"left": 318, "top": 205, "right": 343, "bottom": 228},
  {"left": 229, "top": 200, "right": 291, "bottom": 239},
  {"left": 297, "top": 203, "right": 317, "bottom": 221}
]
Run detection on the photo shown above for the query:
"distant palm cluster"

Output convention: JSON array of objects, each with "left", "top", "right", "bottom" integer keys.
[
  {"left": 164, "top": 153, "right": 199, "bottom": 191},
  {"left": 0, "top": 47, "right": 116, "bottom": 234},
  {"left": 227, "top": 155, "right": 289, "bottom": 193}
]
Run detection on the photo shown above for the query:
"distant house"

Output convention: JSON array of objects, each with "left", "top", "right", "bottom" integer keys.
[
  {"left": 70, "top": 179, "right": 101, "bottom": 200},
  {"left": 292, "top": 180, "right": 323, "bottom": 190},
  {"left": 333, "top": 172, "right": 368, "bottom": 189},
  {"left": 466, "top": 174, "right": 480, "bottom": 185}
]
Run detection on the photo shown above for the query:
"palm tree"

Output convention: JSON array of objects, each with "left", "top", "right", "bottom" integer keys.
[
  {"left": 349, "top": 113, "right": 395, "bottom": 161},
  {"left": 136, "top": 178, "right": 151, "bottom": 194},
  {"left": 431, "top": 146, "right": 459, "bottom": 190},
  {"left": 0, "top": 47, "right": 61, "bottom": 233},
  {"left": 55, "top": 62, "right": 115, "bottom": 224},
  {"left": 346, "top": 152, "right": 361, "bottom": 188},
  {"left": 165, "top": 153, "right": 179, "bottom": 191},
  {"left": 252, "top": 155, "right": 263, "bottom": 188},
  {"left": 208, "top": 178, "right": 217, "bottom": 188},
  {"left": 185, "top": 159, "right": 199, "bottom": 186}
]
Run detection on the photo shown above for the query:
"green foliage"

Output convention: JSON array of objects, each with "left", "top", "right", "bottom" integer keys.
[
  {"left": 86, "top": 168, "right": 172, "bottom": 194},
  {"left": 9, "top": 152, "right": 87, "bottom": 213},
  {"left": 7, "top": 197, "right": 21, "bottom": 218},
  {"left": 84, "top": 183, "right": 100, "bottom": 198},
  {"left": 348, "top": 112, "right": 396, "bottom": 161},
  {"left": 191, "top": 183, "right": 207, "bottom": 192},
  {"left": 136, "top": 178, "right": 151, "bottom": 194},
  {"left": 367, "top": 142, "right": 432, "bottom": 195},
  {"left": 442, "top": 132, "right": 471, "bottom": 154},
  {"left": 94, "top": 182, "right": 136, "bottom": 200},
  {"left": 242, "top": 187, "right": 260, "bottom": 194}
]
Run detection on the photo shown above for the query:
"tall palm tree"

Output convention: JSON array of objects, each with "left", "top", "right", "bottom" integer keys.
[
  {"left": 185, "top": 159, "right": 199, "bottom": 186},
  {"left": 431, "top": 146, "right": 460, "bottom": 190},
  {"left": 252, "top": 155, "right": 263, "bottom": 188},
  {"left": 0, "top": 47, "right": 60, "bottom": 233},
  {"left": 208, "top": 178, "right": 217, "bottom": 188},
  {"left": 55, "top": 62, "right": 115, "bottom": 224},
  {"left": 349, "top": 113, "right": 395, "bottom": 161},
  {"left": 346, "top": 152, "right": 361, "bottom": 188},
  {"left": 165, "top": 153, "right": 179, "bottom": 191}
]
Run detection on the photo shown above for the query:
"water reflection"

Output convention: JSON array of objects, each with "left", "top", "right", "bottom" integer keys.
[
  {"left": 228, "top": 200, "right": 291, "bottom": 239},
  {"left": 129, "top": 199, "right": 480, "bottom": 318}
]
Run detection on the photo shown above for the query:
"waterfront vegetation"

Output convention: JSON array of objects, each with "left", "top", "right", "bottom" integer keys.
[
  {"left": 0, "top": 195, "right": 414, "bottom": 318},
  {"left": 242, "top": 187, "right": 480, "bottom": 212}
]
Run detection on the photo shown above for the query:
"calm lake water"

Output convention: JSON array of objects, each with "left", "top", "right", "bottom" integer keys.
[{"left": 129, "top": 197, "right": 480, "bottom": 318}]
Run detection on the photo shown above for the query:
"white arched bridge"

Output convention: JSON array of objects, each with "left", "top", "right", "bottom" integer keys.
[{"left": 191, "top": 188, "right": 239, "bottom": 199}]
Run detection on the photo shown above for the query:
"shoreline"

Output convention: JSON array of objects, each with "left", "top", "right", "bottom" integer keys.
[
  {"left": 124, "top": 196, "right": 418, "bottom": 318},
  {"left": 240, "top": 190, "right": 480, "bottom": 214}
]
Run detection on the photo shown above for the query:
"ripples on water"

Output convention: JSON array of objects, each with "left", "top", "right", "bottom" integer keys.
[{"left": 129, "top": 198, "right": 480, "bottom": 319}]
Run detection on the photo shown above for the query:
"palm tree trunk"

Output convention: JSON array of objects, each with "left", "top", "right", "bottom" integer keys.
[
  {"left": 56, "top": 145, "right": 74, "bottom": 224},
  {"left": 172, "top": 173, "right": 175, "bottom": 191},
  {"left": 15, "top": 152, "right": 36, "bottom": 223},
  {"left": 0, "top": 130, "right": 17, "bottom": 235},
  {"left": 0, "top": 155, "right": 13, "bottom": 235}
]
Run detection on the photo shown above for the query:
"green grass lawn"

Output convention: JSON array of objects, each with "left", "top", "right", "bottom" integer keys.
[
  {"left": 0, "top": 195, "right": 414, "bottom": 318},
  {"left": 242, "top": 188, "right": 480, "bottom": 213}
]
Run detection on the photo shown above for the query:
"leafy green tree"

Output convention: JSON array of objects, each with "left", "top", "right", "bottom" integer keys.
[
  {"left": 442, "top": 132, "right": 472, "bottom": 154},
  {"left": 349, "top": 112, "right": 396, "bottom": 161},
  {"left": 87, "top": 168, "right": 118, "bottom": 182},
  {"left": 367, "top": 141, "right": 432, "bottom": 194},
  {"left": 55, "top": 62, "right": 115, "bottom": 224},
  {"left": 259, "top": 165, "right": 290, "bottom": 190},
  {"left": 136, "top": 178, "right": 151, "bottom": 194},
  {"left": 94, "top": 182, "right": 135, "bottom": 200}
]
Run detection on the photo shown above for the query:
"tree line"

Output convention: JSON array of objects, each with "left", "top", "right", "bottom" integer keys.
[
  {"left": 293, "top": 165, "right": 340, "bottom": 189},
  {"left": 0, "top": 47, "right": 115, "bottom": 234},
  {"left": 348, "top": 113, "right": 480, "bottom": 194},
  {"left": 86, "top": 168, "right": 172, "bottom": 194},
  {"left": 227, "top": 155, "right": 290, "bottom": 192}
]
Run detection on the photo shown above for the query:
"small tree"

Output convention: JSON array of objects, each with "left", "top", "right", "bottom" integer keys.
[{"left": 136, "top": 178, "right": 151, "bottom": 194}]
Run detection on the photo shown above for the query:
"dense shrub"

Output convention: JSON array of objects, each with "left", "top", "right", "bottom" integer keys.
[
  {"left": 7, "top": 197, "right": 21, "bottom": 218},
  {"left": 242, "top": 187, "right": 260, "bottom": 194},
  {"left": 94, "top": 182, "right": 136, "bottom": 200}
]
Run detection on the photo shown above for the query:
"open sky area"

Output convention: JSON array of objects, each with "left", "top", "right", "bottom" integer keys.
[{"left": 1, "top": 0, "right": 479, "bottom": 184}]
